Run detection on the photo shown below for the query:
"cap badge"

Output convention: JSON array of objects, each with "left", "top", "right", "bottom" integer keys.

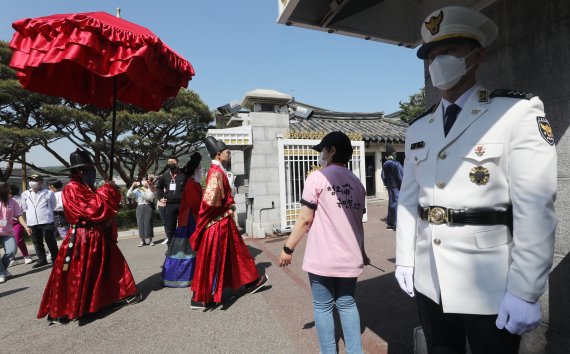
[
  {"left": 474, "top": 145, "right": 486, "bottom": 157},
  {"left": 469, "top": 166, "right": 490, "bottom": 185},
  {"left": 424, "top": 10, "right": 444, "bottom": 35},
  {"left": 537, "top": 116, "right": 555, "bottom": 146}
]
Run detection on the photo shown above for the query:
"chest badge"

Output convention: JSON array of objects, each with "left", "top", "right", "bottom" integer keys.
[
  {"left": 470, "top": 166, "right": 490, "bottom": 185},
  {"left": 474, "top": 145, "right": 486, "bottom": 157}
]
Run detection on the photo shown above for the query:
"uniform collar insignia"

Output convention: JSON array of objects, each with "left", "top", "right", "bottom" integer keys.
[{"left": 478, "top": 90, "right": 490, "bottom": 103}]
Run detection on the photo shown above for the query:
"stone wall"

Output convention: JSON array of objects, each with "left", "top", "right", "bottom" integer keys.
[{"left": 246, "top": 111, "right": 290, "bottom": 237}]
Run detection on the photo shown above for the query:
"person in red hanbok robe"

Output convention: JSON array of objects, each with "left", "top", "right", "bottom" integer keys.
[
  {"left": 37, "top": 149, "right": 140, "bottom": 324},
  {"left": 190, "top": 137, "right": 269, "bottom": 309}
]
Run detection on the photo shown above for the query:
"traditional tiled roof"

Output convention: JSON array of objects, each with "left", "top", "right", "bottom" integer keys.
[{"left": 288, "top": 104, "right": 407, "bottom": 143}]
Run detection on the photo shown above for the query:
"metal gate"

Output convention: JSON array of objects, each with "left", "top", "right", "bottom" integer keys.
[{"left": 277, "top": 138, "right": 367, "bottom": 231}]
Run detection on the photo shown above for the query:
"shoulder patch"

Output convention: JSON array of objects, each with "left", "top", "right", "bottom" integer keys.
[
  {"left": 537, "top": 116, "right": 555, "bottom": 145},
  {"left": 409, "top": 103, "right": 438, "bottom": 126},
  {"left": 490, "top": 89, "right": 535, "bottom": 100}
]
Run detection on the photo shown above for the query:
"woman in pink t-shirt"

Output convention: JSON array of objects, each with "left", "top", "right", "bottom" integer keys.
[
  {"left": 1, "top": 182, "right": 31, "bottom": 283},
  {"left": 279, "top": 132, "right": 369, "bottom": 354}
]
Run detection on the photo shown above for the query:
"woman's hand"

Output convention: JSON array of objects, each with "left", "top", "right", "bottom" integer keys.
[{"left": 279, "top": 251, "right": 292, "bottom": 267}]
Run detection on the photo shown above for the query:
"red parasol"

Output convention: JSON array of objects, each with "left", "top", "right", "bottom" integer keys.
[{"left": 9, "top": 11, "right": 195, "bottom": 177}]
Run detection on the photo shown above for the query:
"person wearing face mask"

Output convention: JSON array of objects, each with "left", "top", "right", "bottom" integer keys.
[
  {"left": 155, "top": 156, "right": 186, "bottom": 246},
  {"left": 126, "top": 175, "right": 157, "bottom": 247},
  {"left": 189, "top": 137, "right": 269, "bottom": 309},
  {"left": 279, "top": 131, "right": 368, "bottom": 354},
  {"left": 395, "top": 6, "right": 557, "bottom": 354},
  {"left": 20, "top": 174, "right": 58, "bottom": 269},
  {"left": 162, "top": 152, "right": 203, "bottom": 287},
  {"left": 37, "top": 149, "right": 141, "bottom": 325}
]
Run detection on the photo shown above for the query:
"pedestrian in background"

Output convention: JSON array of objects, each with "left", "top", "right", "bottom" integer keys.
[
  {"left": 8, "top": 184, "right": 33, "bottom": 265},
  {"left": 156, "top": 157, "right": 186, "bottom": 246},
  {"left": 20, "top": 174, "right": 58, "bottom": 269},
  {"left": 381, "top": 145, "right": 403, "bottom": 230},
  {"left": 126, "top": 175, "right": 156, "bottom": 247},
  {"left": 0, "top": 182, "right": 31, "bottom": 283},
  {"left": 279, "top": 132, "right": 368, "bottom": 354},
  {"left": 395, "top": 6, "right": 557, "bottom": 354},
  {"left": 47, "top": 179, "right": 69, "bottom": 240},
  {"left": 163, "top": 152, "right": 203, "bottom": 287}
]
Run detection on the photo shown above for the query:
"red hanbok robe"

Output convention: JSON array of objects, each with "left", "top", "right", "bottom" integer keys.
[
  {"left": 190, "top": 163, "right": 259, "bottom": 303},
  {"left": 37, "top": 178, "right": 138, "bottom": 320}
]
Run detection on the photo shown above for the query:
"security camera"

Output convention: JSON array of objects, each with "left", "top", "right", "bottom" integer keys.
[
  {"left": 217, "top": 101, "right": 242, "bottom": 116},
  {"left": 294, "top": 105, "right": 313, "bottom": 119}
]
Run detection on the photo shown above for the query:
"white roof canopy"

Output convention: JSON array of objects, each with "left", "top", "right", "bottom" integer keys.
[{"left": 277, "top": 0, "right": 497, "bottom": 48}]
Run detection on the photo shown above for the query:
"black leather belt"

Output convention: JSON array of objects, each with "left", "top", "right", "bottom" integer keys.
[{"left": 417, "top": 205, "right": 512, "bottom": 226}]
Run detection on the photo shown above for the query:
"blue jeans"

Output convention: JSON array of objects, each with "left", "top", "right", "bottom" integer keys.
[
  {"left": 0, "top": 235, "right": 17, "bottom": 276},
  {"left": 308, "top": 273, "right": 363, "bottom": 354}
]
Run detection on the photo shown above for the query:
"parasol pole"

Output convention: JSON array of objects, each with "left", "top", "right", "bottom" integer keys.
[
  {"left": 109, "top": 77, "right": 117, "bottom": 179},
  {"left": 108, "top": 7, "right": 121, "bottom": 180}
]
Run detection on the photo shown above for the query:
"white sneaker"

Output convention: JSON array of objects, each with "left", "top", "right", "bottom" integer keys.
[
  {"left": 160, "top": 239, "right": 168, "bottom": 245},
  {"left": 8, "top": 259, "right": 18, "bottom": 267},
  {"left": 24, "top": 256, "right": 33, "bottom": 264},
  {"left": 0, "top": 271, "right": 13, "bottom": 283},
  {"left": 0, "top": 275, "right": 6, "bottom": 283}
]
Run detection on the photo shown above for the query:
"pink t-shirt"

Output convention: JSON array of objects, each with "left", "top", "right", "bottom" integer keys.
[
  {"left": 301, "top": 164, "right": 366, "bottom": 278},
  {"left": 0, "top": 198, "right": 22, "bottom": 236}
]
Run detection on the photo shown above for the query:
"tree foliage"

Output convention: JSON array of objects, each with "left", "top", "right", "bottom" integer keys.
[
  {"left": 398, "top": 88, "right": 427, "bottom": 123},
  {"left": 0, "top": 40, "right": 61, "bottom": 181},
  {"left": 0, "top": 40, "right": 213, "bottom": 184}
]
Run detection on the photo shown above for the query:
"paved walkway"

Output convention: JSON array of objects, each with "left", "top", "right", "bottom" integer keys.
[{"left": 0, "top": 202, "right": 419, "bottom": 354}]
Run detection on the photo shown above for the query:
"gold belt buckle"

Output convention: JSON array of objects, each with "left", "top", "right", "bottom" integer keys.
[{"left": 429, "top": 207, "right": 448, "bottom": 224}]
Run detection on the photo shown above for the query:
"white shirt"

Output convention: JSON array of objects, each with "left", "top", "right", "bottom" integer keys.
[
  {"left": 53, "top": 190, "right": 64, "bottom": 211},
  {"left": 20, "top": 188, "right": 56, "bottom": 226}
]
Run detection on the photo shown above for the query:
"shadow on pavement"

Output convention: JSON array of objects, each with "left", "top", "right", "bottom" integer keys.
[
  {"left": 0, "top": 287, "right": 28, "bottom": 299},
  {"left": 358, "top": 272, "right": 419, "bottom": 354},
  {"left": 136, "top": 272, "right": 164, "bottom": 298}
]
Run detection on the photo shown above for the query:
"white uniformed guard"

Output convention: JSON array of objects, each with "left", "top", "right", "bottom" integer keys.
[
  {"left": 21, "top": 174, "right": 59, "bottom": 268},
  {"left": 395, "top": 6, "right": 557, "bottom": 353}
]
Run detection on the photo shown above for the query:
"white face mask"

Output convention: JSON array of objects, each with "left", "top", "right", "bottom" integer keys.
[
  {"left": 194, "top": 168, "right": 203, "bottom": 183},
  {"left": 428, "top": 48, "right": 478, "bottom": 90},
  {"left": 29, "top": 181, "right": 39, "bottom": 189},
  {"left": 319, "top": 150, "right": 329, "bottom": 168}
]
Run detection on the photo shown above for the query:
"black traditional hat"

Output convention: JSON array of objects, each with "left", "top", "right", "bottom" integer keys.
[
  {"left": 61, "top": 149, "right": 93, "bottom": 171},
  {"left": 27, "top": 173, "right": 43, "bottom": 181},
  {"left": 204, "top": 136, "right": 228, "bottom": 156}
]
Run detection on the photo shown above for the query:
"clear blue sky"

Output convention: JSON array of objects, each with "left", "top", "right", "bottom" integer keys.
[{"left": 1, "top": 0, "right": 425, "bottom": 167}]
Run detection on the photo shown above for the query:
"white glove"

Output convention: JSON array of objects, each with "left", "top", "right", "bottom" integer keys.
[
  {"left": 495, "top": 292, "right": 541, "bottom": 335},
  {"left": 395, "top": 265, "right": 415, "bottom": 297}
]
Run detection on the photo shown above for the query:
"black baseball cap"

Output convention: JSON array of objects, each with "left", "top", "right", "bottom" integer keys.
[{"left": 312, "top": 131, "right": 353, "bottom": 156}]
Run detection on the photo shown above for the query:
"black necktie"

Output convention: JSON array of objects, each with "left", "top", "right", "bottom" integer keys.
[{"left": 444, "top": 104, "right": 461, "bottom": 137}]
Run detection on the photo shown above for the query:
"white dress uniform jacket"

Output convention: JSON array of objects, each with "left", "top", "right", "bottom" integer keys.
[
  {"left": 21, "top": 188, "right": 56, "bottom": 226},
  {"left": 396, "top": 85, "right": 557, "bottom": 315}
]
